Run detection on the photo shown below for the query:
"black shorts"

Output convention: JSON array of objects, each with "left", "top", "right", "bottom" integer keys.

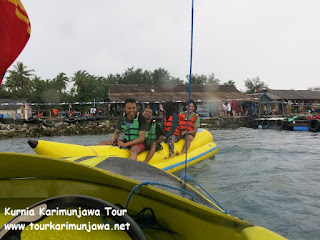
[
  {"left": 181, "top": 133, "right": 196, "bottom": 138},
  {"left": 146, "top": 143, "right": 163, "bottom": 151}
]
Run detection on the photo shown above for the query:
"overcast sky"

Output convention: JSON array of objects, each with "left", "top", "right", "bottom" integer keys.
[{"left": 11, "top": 0, "right": 320, "bottom": 91}]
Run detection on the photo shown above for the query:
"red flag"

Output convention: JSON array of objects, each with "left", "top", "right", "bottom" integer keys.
[
  {"left": 254, "top": 88, "right": 259, "bottom": 93},
  {"left": 0, "top": 0, "right": 31, "bottom": 85}
]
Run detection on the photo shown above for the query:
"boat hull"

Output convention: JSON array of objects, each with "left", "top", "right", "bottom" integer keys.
[
  {"left": 29, "top": 129, "right": 218, "bottom": 173},
  {"left": 0, "top": 153, "right": 286, "bottom": 240}
]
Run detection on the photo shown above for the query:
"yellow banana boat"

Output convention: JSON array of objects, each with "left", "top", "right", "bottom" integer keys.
[
  {"left": 28, "top": 129, "right": 218, "bottom": 173},
  {"left": 0, "top": 153, "right": 287, "bottom": 240}
]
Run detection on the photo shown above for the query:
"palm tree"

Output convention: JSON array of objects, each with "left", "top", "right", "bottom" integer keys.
[
  {"left": 5, "top": 61, "right": 34, "bottom": 92},
  {"left": 72, "top": 70, "right": 89, "bottom": 94},
  {"left": 53, "top": 72, "right": 69, "bottom": 93}
]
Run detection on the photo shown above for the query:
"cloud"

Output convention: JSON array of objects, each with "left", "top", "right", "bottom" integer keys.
[{"left": 12, "top": 0, "right": 320, "bottom": 91}]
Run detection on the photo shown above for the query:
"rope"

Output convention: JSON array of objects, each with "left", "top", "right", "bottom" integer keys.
[
  {"left": 179, "top": 0, "right": 232, "bottom": 219},
  {"left": 184, "top": 0, "right": 195, "bottom": 180},
  {"left": 124, "top": 181, "right": 198, "bottom": 209},
  {"left": 130, "top": 207, "right": 177, "bottom": 234},
  {"left": 181, "top": 172, "right": 230, "bottom": 214}
]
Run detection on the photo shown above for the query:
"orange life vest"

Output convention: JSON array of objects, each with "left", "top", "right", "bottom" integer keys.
[
  {"left": 163, "top": 114, "right": 180, "bottom": 137},
  {"left": 179, "top": 112, "right": 198, "bottom": 132}
]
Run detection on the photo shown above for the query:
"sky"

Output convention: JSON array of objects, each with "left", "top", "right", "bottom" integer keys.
[{"left": 9, "top": 0, "right": 320, "bottom": 91}]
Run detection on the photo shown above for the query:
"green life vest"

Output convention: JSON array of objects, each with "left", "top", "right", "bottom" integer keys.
[
  {"left": 145, "top": 120, "right": 158, "bottom": 145},
  {"left": 121, "top": 114, "right": 140, "bottom": 142}
]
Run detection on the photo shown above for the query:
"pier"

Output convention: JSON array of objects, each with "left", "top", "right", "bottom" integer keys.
[{"left": 246, "top": 116, "right": 320, "bottom": 132}]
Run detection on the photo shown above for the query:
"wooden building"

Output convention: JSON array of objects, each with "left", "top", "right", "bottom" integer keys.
[
  {"left": 108, "top": 84, "right": 249, "bottom": 102},
  {"left": 263, "top": 89, "right": 320, "bottom": 114},
  {"left": 107, "top": 84, "right": 253, "bottom": 117}
]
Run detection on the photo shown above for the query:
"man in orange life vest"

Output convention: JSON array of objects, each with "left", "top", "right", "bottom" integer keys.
[
  {"left": 99, "top": 99, "right": 148, "bottom": 160},
  {"left": 178, "top": 100, "right": 200, "bottom": 155}
]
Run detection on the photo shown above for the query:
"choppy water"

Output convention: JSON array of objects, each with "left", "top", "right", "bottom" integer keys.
[{"left": 1, "top": 128, "right": 320, "bottom": 240}]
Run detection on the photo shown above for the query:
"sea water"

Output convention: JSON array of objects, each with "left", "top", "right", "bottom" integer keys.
[{"left": 1, "top": 128, "right": 319, "bottom": 240}]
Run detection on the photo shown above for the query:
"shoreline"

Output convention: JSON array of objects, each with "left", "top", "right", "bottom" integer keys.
[
  {"left": 0, "top": 117, "right": 247, "bottom": 140},
  {"left": 0, "top": 119, "right": 114, "bottom": 139}
]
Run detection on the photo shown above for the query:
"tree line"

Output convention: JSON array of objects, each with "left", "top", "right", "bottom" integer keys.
[{"left": 0, "top": 61, "right": 273, "bottom": 103}]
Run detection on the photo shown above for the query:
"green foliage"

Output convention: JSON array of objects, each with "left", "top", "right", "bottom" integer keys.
[
  {"left": 71, "top": 71, "right": 111, "bottom": 102},
  {"left": 244, "top": 76, "right": 268, "bottom": 94},
  {"left": 2, "top": 61, "right": 290, "bottom": 104},
  {"left": 116, "top": 67, "right": 181, "bottom": 85},
  {"left": 223, "top": 80, "right": 236, "bottom": 86},
  {"left": 151, "top": 68, "right": 171, "bottom": 84},
  {"left": 72, "top": 70, "right": 90, "bottom": 94},
  {"left": 74, "top": 74, "right": 100, "bottom": 102},
  {"left": 52, "top": 72, "right": 69, "bottom": 93},
  {"left": 4, "top": 61, "right": 34, "bottom": 97},
  {"left": 186, "top": 73, "right": 220, "bottom": 85},
  {"left": 29, "top": 76, "right": 51, "bottom": 102},
  {"left": 0, "top": 84, "right": 12, "bottom": 98},
  {"left": 119, "top": 67, "right": 151, "bottom": 85},
  {"left": 307, "top": 86, "right": 320, "bottom": 91}
]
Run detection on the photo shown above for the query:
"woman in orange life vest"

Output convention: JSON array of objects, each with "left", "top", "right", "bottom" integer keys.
[
  {"left": 178, "top": 100, "right": 200, "bottom": 155},
  {"left": 161, "top": 101, "right": 180, "bottom": 158}
]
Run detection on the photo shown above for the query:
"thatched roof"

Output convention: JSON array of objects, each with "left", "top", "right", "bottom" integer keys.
[
  {"left": 265, "top": 89, "right": 320, "bottom": 100},
  {"left": 108, "top": 84, "right": 251, "bottom": 102}
]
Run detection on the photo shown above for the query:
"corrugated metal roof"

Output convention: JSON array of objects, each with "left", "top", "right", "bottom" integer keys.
[
  {"left": 0, "top": 105, "right": 23, "bottom": 110},
  {"left": 0, "top": 98, "right": 29, "bottom": 110}
]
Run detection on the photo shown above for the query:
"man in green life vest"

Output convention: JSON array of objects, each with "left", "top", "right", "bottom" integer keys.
[
  {"left": 99, "top": 99, "right": 148, "bottom": 160},
  {"left": 142, "top": 106, "right": 163, "bottom": 163}
]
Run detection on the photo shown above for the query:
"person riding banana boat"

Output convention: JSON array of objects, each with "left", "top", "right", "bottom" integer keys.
[
  {"left": 142, "top": 106, "right": 164, "bottom": 163},
  {"left": 99, "top": 100, "right": 203, "bottom": 162},
  {"left": 177, "top": 100, "right": 200, "bottom": 155},
  {"left": 161, "top": 101, "right": 181, "bottom": 158},
  {"left": 99, "top": 98, "right": 148, "bottom": 160}
]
